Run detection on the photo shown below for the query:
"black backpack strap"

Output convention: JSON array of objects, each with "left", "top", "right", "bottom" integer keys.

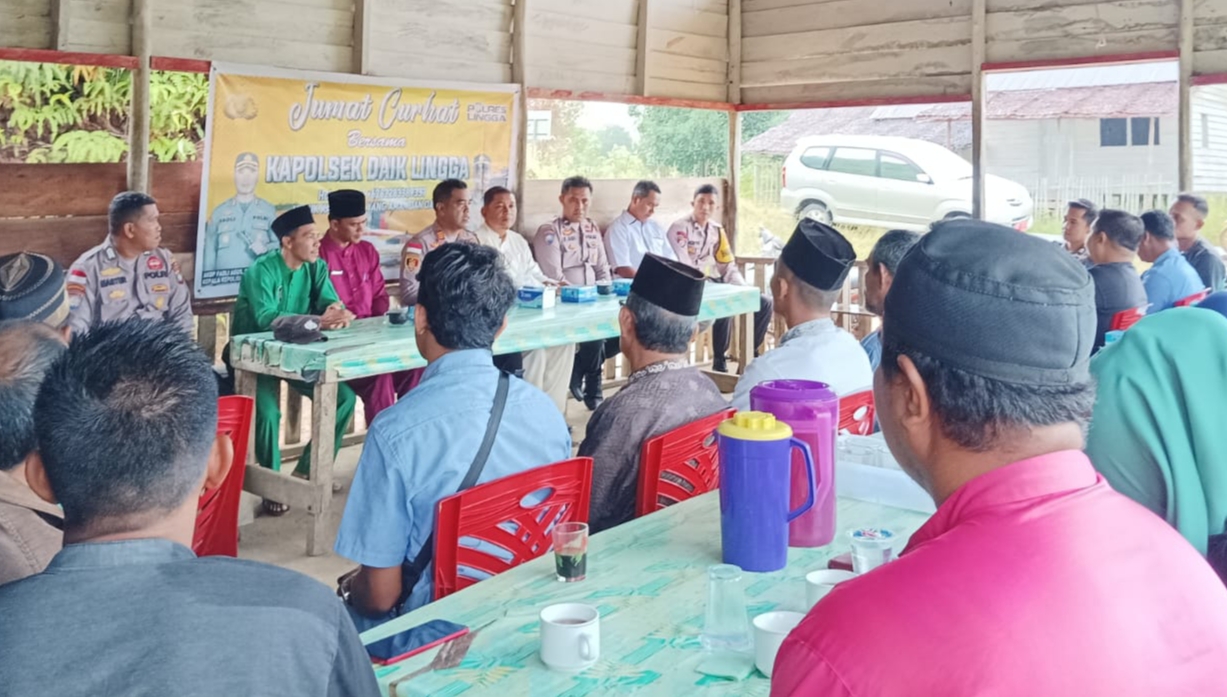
[{"left": 396, "top": 371, "right": 510, "bottom": 613}]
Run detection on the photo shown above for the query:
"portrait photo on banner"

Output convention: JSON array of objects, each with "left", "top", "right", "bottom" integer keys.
[{"left": 193, "top": 63, "right": 520, "bottom": 299}]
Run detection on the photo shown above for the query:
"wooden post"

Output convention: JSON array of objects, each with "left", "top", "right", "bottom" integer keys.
[
  {"left": 1179, "top": 0, "right": 1195, "bottom": 191},
  {"left": 197, "top": 315, "right": 218, "bottom": 363},
  {"left": 50, "top": 0, "right": 71, "bottom": 49},
  {"left": 970, "top": 0, "right": 986, "bottom": 219},
  {"left": 306, "top": 379, "right": 340, "bottom": 556},
  {"left": 353, "top": 0, "right": 372, "bottom": 75},
  {"left": 284, "top": 390, "right": 303, "bottom": 445},
  {"left": 727, "top": 113, "right": 741, "bottom": 249},
  {"left": 512, "top": 0, "right": 529, "bottom": 205},
  {"left": 635, "top": 0, "right": 651, "bottom": 95},
  {"left": 127, "top": 0, "right": 153, "bottom": 193}
]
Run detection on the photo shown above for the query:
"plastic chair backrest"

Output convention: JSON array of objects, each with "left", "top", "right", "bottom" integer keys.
[
  {"left": 433, "top": 457, "right": 593, "bottom": 600},
  {"left": 1110, "top": 306, "right": 1147, "bottom": 332},
  {"left": 193, "top": 396, "right": 254, "bottom": 557},
  {"left": 1175, "top": 289, "right": 1211, "bottom": 307},
  {"left": 839, "top": 390, "right": 876, "bottom": 436},
  {"left": 635, "top": 408, "right": 735, "bottom": 518}
]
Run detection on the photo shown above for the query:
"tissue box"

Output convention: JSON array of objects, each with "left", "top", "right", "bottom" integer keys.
[
  {"left": 561, "top": 285, "right": 598, "bottom": 303},
  {"left": 517, "top": 286, "right": 555, "bottom": 309},
  {"left": 613, "top": 278, "right": 633, "bottom": 297}
]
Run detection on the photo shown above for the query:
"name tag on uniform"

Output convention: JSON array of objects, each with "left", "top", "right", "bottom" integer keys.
[{"left": 331, "top": 270, "right": 344, "bottom": 275}]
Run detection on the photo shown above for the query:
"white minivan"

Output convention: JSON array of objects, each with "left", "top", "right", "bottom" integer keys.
[{"left": 780, "top": 135, "right": 1033, "bottom": 232}]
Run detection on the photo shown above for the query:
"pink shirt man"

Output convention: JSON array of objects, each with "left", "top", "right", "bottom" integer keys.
[
  {"left": 772, "top": 450, "right": 1227, "bottom": 697},
  {"left": 318, "top": 235, "right": 388, "bottom": 319}
]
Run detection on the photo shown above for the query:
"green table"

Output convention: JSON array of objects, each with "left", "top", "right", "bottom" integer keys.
[
  {"left": 364, "top": 492, "right": 927, "bottom": 696},
  {"left": 229, "top": 284, "right": 761, "bottom": 555}
]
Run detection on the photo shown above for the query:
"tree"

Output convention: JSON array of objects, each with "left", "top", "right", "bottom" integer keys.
[
  {"left": 632, "top": 105, "right": 728, "bottom": 176},
  {"left": 742, "top": 110, "right": 788, "bottom": 141},
  {"left": 0, "top": 61, "right": 207, "bottom": 163},
  {"left": 595, "top": 125, "right": 632, "bottom": 155}
]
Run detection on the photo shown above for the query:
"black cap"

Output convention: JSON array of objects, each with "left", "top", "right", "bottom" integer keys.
[
  {"left": 0, "top": 252, "right": 70, "bottom": 327},
  {"left": 328, "top": 189, "right": 366, "bottom": 219},
  {"left": 631, "top": 253, "right": 706, "bottom": 317},
  {"left": 884, "top": 218, "right": 1095, "bottom": 386},
  {"left": 780, "top": 219, "right": 856, "bottom": 291},
  {"left": 271, "top": 315, "right": 328, "bottom": 344},
  {"left": 271, "top": 205, "right": 315, "bottom": 239}
]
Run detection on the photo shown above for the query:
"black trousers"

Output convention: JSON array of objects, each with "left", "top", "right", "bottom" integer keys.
[
  {"left": 493, "top": 351, "right": 524, "bottom": 378},
  {"left": 572, "top": 338, "right": 620, "bottom": 399},
  {"left": 711, "top": 292, "right": 774, "bottom": 371}
]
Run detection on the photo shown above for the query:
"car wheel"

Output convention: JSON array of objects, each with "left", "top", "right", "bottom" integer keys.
[{"left": 799, "top": 202, "right": 833, "bottom": 225}]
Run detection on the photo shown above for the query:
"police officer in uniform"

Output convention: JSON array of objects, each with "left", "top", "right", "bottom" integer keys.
[
  {"left": 203, "top": 152, "right": 278, "bottom": 277},
  {"left": 667, "top": 183, "right": 773, "bottom": 373},
  {"left": 67, "top": 192, "right": 192, "bottom": 337},
  {"left": 532, "top": 175, "right": 613, "bottom": 410}
]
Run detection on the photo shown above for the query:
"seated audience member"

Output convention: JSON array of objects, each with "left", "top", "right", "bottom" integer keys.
[
  {"left": 0, "top": 319, "right": 378, "bottom": 696},
  {"left": 66, "top": 192, "right": 192, "bottom": 337},
  {"left": 1171, "top": 192, "right": 1226, "bottom": 291},
  {"left": 771, "top": 220, "right": 1227, "bottom": 696},
  {"left": 335, "top": 244, "right": 571, "bottom": 629},
  {"left": 0, "top": 252, "right": 73, "bottom": 340},
  {"left": 1139, "top": 209, "right": 1205, "bottom": 312},
  {"left": 1061, "top": 198, "right": 1097, "bottom": 268},
  {"left": 732, "top": 220, "right": 871, "bottom": 411},
  {"left": 668, "top": 184, "right": 773, "bottom": 373},
  {"left": 475, "top": 186, "right": 571, "bottom": 410},
  {"left": 229, "top": 205, "right": 356, "bottom": 514},
  {"left": 1086, "top": 309, "right": 1227, "bottom": 580},
  {"left": 1086, "top": 209, "right": 1147, "bottom": 351},
  {"left": 579, "top": 254, "right": 727, "bottom": 533},
  {"left": 858, "top": 230, "right": 920, "bottom": 372},
  {"left": 605, "top": 180, "right": 677, "bottom": 278},
  {"left": 0, "top": 322, "right": 67, "bottom": 584}
]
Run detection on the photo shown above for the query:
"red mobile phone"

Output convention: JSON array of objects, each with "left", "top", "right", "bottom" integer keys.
[
  {"left": 367, "top": 619, "right": 469, "bottom": 666},
  {"left": 827, "top": 553, "right": 854, "bottom": 572}
]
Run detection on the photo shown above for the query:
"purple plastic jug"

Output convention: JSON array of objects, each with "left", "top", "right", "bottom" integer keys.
[
  {"left": 717, "top": 412, "right": 815, "bottom": 572},
  {"left": 751, "top": 380, "right": 838, "bottom": 547}
]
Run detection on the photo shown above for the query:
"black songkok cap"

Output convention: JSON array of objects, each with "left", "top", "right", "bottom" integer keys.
[
  {"left": 780, "top": 219, "right": 856, "bottom": 291},
  {"left": 0, "top": 252, "right": 69, "bottom": 327},
  {"left": 271, "top": 205, "right": 315, "bottom": 239},
  {"left": 884, "top": 218, "right": 1095, "bottom": 386},
  {"left": 328, "top": 189, "right": 366, "bottom": 219},
  {"left": 272, "top": 315, "right": 328, "bottom": 344},
  {"left": 631, "top": 253, "right": 706, "bottom": 317}
]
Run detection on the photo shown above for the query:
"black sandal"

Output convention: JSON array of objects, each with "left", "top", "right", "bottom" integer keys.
[{"left": 261, "top": 499, "right": 290, "bottom": 516}]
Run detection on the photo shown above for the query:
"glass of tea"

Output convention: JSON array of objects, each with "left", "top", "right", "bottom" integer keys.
[{"left": 552, "top": 522, "right": 589, "bottom": 583}]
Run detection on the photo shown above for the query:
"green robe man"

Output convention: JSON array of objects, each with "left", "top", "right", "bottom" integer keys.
[{"left": 230, "top": 204, "right": 358, "bottom": 512}]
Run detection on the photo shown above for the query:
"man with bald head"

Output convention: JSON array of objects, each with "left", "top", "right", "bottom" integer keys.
[{"left": 0, "top": 321, "right": 68, "bottom": 583}]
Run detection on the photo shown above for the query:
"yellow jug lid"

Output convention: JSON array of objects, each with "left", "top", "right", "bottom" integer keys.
[{"left": 717, "top": 411, "right": 793, "bottom": 441}]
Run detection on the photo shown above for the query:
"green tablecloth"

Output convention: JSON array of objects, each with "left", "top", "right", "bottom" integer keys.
[
  {"left": 230, "top": 283, "right": 760, "bottom": 381},
  {"left": 364, "top": 492, "right": 927, "bottom": 696}
]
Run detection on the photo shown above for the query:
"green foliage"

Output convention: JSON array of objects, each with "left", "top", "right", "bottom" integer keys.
[
  {"left": 632, "top": 105, "right": 728, "bottom": 177},
  {"left": 742, "top": 111, "right": 788, "bottom": 141},
  {"left": 0, "top": 61, "right": 207, "bottom": 163}
]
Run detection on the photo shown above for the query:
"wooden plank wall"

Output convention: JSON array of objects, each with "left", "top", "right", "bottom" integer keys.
[
  {"left": 646, "top": 0, "right": 731, "bottom": 101},
  {"left": 985, "top": 0, "right": 1178, "bottom": 64},
  {"left": 520, "top": 176, "right": 725, "bottom": 240},
  {"left": 524, "top": 0, "right": 641, "bottom": 95},
  {"left": 1, "top": 0, "right": 52, "bottom": 49},
  {"left": 739, "top": 0, "right": 974, "bottom": 105},
  {"left": 1197, "top": 0, "right": 1227, "bottom": 74},
  {"left": 367, "top": 0, "right": 513, "bottom": 83}
]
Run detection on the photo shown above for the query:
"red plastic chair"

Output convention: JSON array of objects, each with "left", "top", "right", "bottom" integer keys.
[
  {"left": 1110, "top": 306, "right": 1148, "bottom": 331},
  {"left": 839, "top": 390, "right": 876, "bottom": 436},
  {"left": 193, "top": 396, "right": 254, "bottom": 557},
  {"left": 635, "top": 409, "right": 735, "bottom": 518},
  {"left": 1175, "top": 289, "right": 1211, "bottom": 307},
  {"left": 433, "top": 457, "right": 593, "bottom": 600}
]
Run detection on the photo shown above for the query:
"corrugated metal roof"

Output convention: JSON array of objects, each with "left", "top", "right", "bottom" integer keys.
[
  {"left": 986, "top": 62, "right": 1177, "bottom": 91},
  {"left": 743, "top": 106, "right": 973, "bottom": 156}
]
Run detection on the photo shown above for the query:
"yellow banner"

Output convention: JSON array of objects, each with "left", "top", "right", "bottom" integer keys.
[{"left": 194, "top": 67, "right": 517, "bottom": 299}]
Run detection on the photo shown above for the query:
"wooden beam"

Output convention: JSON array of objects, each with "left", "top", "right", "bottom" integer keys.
[
  {"left": 0, "top": 47, "right": 138, "bottom": 69},
  {"left": 727, "top": 111, "right": 741, "bottom": 250},
  {"left": 306, "top": 380, "right": 340, "bottom": 556},
  {"left": 513, "top": 0, "right": 529, "bottom": 200},
  {"left": 526, "top": 87, "right": 731, "bottom": 110},
  {"left": 50, "top": 0, "right": 70, "bottom": 51},
  {"left": 127, "top": 0, "right": 153, "bottom": 193},
  {"left": 151, "top": 56, "right": 211, "bottom": 73},
  {"left": 353, "top": 0, "right": 372, "bottom": 75},
  {"left": 1179, "top": 0, "right": 1194, "bottom": 191},
  {"left": 981, "top": 50, "right": 1180, "bottom": 73},
  {"left": 635, "top": 0, "right": 652, "bottom": 95},
  {"left": 971, "top": 0, "right": 986, "bottom": 220},
  {"left": 727, "top": 0, "right": 741, "bottom": 104}
]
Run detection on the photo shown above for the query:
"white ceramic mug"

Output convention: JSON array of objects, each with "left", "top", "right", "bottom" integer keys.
[
  {"left": 539, "top": 603, "right": 600, "bottom": 672},
  {"left": 752, "top": 611, "right": 805, "bottom": 678},
  {"left": 805, "top": 569, "right": 857, "bottom": 609}
]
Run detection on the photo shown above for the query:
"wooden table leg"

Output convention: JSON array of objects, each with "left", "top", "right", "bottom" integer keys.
[
  {"left": 234, "top": 368, "right": 257, "bottom": 468},
  {"left": 738, "top": 310, "right": 755, "bottom": 376},
  {"left": 306, "top": 380, "right": 337, "bottom": 557}
]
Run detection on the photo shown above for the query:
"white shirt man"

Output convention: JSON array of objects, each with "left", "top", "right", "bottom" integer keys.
[
  {"left": 732, "top": 219, "right": 872, "bottom": 411},
  {"left": 605, "top": 181, "right": 677, "bottom": 278}
]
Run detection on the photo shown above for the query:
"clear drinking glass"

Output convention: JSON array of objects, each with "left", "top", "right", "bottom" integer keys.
[
  {"left": 701, "top": 564, "right": 752, "bottom": 652},
  {"left": 849, "top": 527, "right": 896, "bottom": 574},
  {"left": 552, "top": 522, "right": 588, "bottom": 582}
]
